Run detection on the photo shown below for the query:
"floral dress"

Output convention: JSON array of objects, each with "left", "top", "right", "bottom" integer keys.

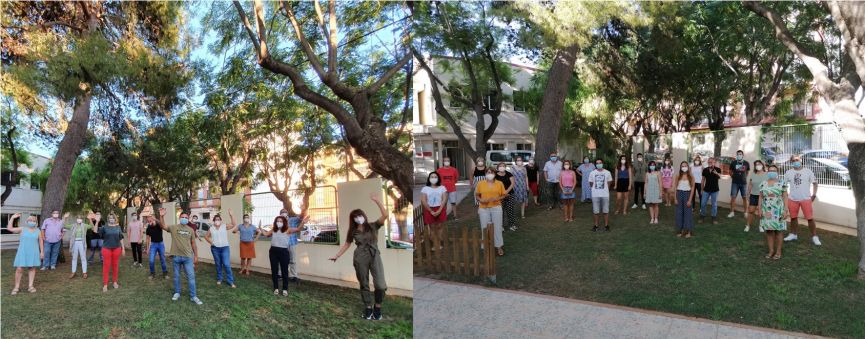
[
  {"left": 511, "top": 165, "right": 529, "bottom": 204},
  {"left": 759, "top": 180, "right": 788, "bottom": 231}
]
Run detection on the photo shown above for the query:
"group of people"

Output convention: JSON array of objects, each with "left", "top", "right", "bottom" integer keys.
[
  {"left": 8, "top": 193, "right": 390, "bottom": 320},
  {"left": 420, "top": 149, "right": 822, "bottom": 259}
]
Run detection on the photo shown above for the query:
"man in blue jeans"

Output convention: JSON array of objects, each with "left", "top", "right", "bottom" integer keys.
[
  {"left": 700, "top": 158, "right": 722, "bottom": 224},
  {"left": 728, "top": 150, "right": 750, "bottom": 218},
  {"left": 158, "top": 208, "right": 202, "bottom": 305},
  {"left": 40, "top": 210, "right": 66, "bottom": 270},
  {"left": 145, "top": 215, "right": 169, "bottom": 280}
]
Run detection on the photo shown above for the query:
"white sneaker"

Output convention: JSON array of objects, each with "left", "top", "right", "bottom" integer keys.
[
  {"left": 631, "top": 204, "right": 637, "bottom": 209},
  {"left": 744, "top": 226, "right": 750, "bottom": 232},
  {"left": 727, "top": 212, "right": 735, "bottom": 218},
  {"left": 812, "top": 236, "right": 822, "bottom": 246},
  {"left": 171, "top": 293, "right": 180, "bottom": 301},
  {"left": 191, "top": 297, "right": 203, "bottom": 305},
  {"left": 783, "top": 234, "right": 798, "bottom": 242},
  {"left": 758, "top": 226, "right": 765, "bottom": 233},
  {"left": 273, "top": 289, "right": 280, "bottom": 295},
  {"left": 642, "top": 204, "right": 646, "bottom": 209}
]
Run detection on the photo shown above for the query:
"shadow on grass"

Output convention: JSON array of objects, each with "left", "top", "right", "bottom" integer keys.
[
  {"left": 417, "top": 197, "right": 865, "bottom": 338},
  {"left": 1, "top": 249, "right": 411, "bottom": 338}
]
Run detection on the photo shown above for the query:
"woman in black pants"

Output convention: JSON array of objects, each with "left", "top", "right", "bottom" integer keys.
[{"left": 259, "top": 216, "right": 300, "bottom": 296}]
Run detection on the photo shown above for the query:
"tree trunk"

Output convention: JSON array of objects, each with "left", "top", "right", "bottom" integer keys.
[
  {"left": 535, "top": 44, "right": 580, "bottom": 203},
  {"left": 40, "top": 94, "right": 91, "bottom": 218},
  {"left": 1, "top": 126, "right": 19, "bottom": 206}
]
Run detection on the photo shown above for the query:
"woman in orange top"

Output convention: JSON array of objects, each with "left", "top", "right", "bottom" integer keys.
[{"left": 475, "top": 167, "right": 506, "bottom": 256}]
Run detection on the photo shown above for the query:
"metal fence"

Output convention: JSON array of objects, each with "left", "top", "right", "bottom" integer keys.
[
  {"left": 760, "top": 123, "right": 850, "bottom": 188},
  {"left": 643, "top": 134, "right": 673, "bottom": 163},
  {"left": 383, "top": 193, "right": 415, "bottom": 248},
  {"left": 244, "top": 186, "right": 339, "bottom": 244}
]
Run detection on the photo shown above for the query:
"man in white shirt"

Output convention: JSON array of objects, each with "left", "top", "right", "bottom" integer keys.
[
  {"left": 782, "top": 155, "right": 820, "bottom": 245},
  {"left": 589, "top": 158, "right": 614, "bottom": 232},
  {"left": 543, "top": 151, "right": 564, "bottom": 211}
]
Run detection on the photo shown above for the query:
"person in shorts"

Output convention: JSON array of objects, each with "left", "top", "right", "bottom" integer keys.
[
  {"left": 782, "top": 155, "right": 820, "bottom": 245},
  {"left": 589, "top": 158, "right": 613, "bottom": 232},
  {"left": 728, "top": 150, "right": 750, "bottom": 218},
  {"left": 421, "top": 171, "right": 448, "bottom": 250},
  {"left": 437, "top": 157, "right": 460, "bottom": 220}
]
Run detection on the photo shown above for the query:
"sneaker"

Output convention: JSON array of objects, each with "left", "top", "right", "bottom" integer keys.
[
  {"left": 784, "top": 234, "right": 798, "bottom": 242},
  {"left": 591, "top": 226, "right": 599, "bottom": 232},
  {"left": 191, "top": 297, "right": 203, "bottom": 305},
  {"left": 273, "top": 289, "right": 280, "bottom": 295},
  {"left": 642, "top": 204, "right": 646, "bottom": 209},
  {"left": 604, "top": 226, "right": 610, "bottom": 232},
  {"left": 744, "top": 226, "right": 750, "bottom": 232},
  {"left": 148, "top": 273, "right": 154, "bottom": 280},
  {"left": 631, "top": 204, "right": 637, "bottom": 209},
  {"left": 509, "top": 226, "right": 518, "bottom": 231},
  {"left": 50, "top": 266, "right": 56, "bottom": 270},
  {"left": 372, "top": 307, "right": 382, "bottom": 320},
  {"left": 362, "top": 308, "right": 374, "bottom": 319},
  {"left": 758, "top": 226, "right": 765, "bottom": 233},
  {"left": 812, "top": 236, "right": 822, "bottom": 246},
  {"left": 727, "top": 212, "right": 735, "bottom": 218},
  {"left": 163, "top": 273, "right": 169, "bottom": 280},
  {"left": 40, "top": 267, "right": 46, "bottom": 271},
  {"left": 282, "top": 290, "right": 288, "bottom": 296},
  {"left": 172, "top": 293, "right": 180, "bottom": 301}
]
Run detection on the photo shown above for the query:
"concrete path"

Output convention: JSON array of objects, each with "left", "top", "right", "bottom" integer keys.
[{"left": 414, "top": 277, "right": 823, "bottom": 339}]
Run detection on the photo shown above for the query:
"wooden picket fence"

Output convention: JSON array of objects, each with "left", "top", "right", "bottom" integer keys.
[{"left": 413, "top": 224, "right": 497, "bottom": 283}]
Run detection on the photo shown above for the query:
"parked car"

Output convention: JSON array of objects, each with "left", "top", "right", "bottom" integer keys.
[
  {"left": 777, "top": 157, "right": 850, "bottom": 187},
  {"left": 486, "top": 150, "right": 535, "bottom": 166},
  {"left": 799, "top": 149, "right": 848, "bottom": 168}
]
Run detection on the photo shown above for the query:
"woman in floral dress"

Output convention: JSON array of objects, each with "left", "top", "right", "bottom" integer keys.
[
  {"left": 758, "top": 164, "right": 788, "bottom": 260},
  {"left": 511, "top": 156, "right": 529, "bottom": 219}
]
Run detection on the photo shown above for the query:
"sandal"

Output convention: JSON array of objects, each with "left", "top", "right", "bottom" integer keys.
[
  {"left": 765, "top": 253, "right": 773, "bottom": 259},
  {"left": 772, "top": 254, "right": 782, "bottom": 260},
  {"left": 113, "top": 282, "right": 120, "bottom": 289},
  {"left": 496, "top": 248, "right": 504, "bottom": 257},
  {"left": 28, "top": 286, "right": 36, "bottom": 293},
  {"left": 10, "top": 288, "right": 18, "bottom": 295}
]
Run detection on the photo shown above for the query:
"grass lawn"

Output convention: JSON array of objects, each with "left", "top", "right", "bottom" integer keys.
[
  {"left": 1, "top": 250, "right": 412, "bottom": 338},
  {"left": 419, "top": 197, "right": 865, "bottom": 338}
]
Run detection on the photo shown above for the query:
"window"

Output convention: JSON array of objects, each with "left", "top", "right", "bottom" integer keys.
[
  {"left": 202, "top": 212, "right": 211, "bottom": 220},
  {"left": 513, "top": 90, "right": 526, "bottom": 112},
  {"left": 483, "top": 91, "right": 498, "bottom": 110},
  {"left": 1, "top": 171, "right": 18, "bottom": 186},
  {"left": 516, "top": 143, "right": 533, "bottom": 151},
  {"left": 1, "top": 213, "right": 11, "bottom": 234},
  {"left": 486, "top": 143, "right": 505, "bottom": 151}
]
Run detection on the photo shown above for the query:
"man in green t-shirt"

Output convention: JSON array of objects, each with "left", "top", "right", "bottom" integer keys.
[{"left": 158, "top": 208, "right": 202, "bottom": 305}]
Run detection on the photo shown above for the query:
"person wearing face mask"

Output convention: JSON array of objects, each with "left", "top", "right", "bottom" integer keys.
[
  {"left": 8, "top": 213, "right": 45, "bottom": 295},
  {"left": 495, "top": 162, "right": 518, "bottom": 231},
  {"left": 559, "top": 160, "right": 577, "bottom": 222},
  {"left": 613, "top": 155, "right": 633, "bottom": 216},
  {"left": 691, "top": 156, "right": 704, "bottom": 210},
  {"left": 87, "top": 212, "right": 104, "bottom": 264},
  {"left": 421, "top": 171, "right": 449, "bottom": 251},
  {"left": 40, "top": 209, "right": 66, "bottom": 270},
  {"left": 577, "top": 156, "right": 595, "bottom": 203},
  {"left": 589, "top": 159, "right": 614, "bottom": 232},
  {"left": 632, "top": 153, "right": 647, "bottom": 209},
  {"left": 144, "top": 215, "right": 169, "bottom": 280},
  {"left": 63, "top": 213, "right": 90, "bottom": 279},
  {"left": 543, "top": 152, "right": 564, "bottom": 210},
  {"left": 189, "top": 215, "right": 201, "bottom": 236},
  {"left": 471, "top": 157, "right": 488, "bottom": 206},
  {"left": 286, "top": 210, "right": 310, "bottom": 282},
  {"left": 474, "top": 167, "right": 506, "bottom": 256},
  {"left": 260, "top": 213, "right": 302, "bottom": 296},
  {"left": 205, "top": 212, "right": 238, "bottom": 288},
  {"left": 745, "top": 160, "right": 769, "bottom": 233},
  {"left": 728, "top": 150, "right": 751, "bottom": 218},
  {"left": 660, "top": 160, "right": 675, "bottom": 207},
  {"left": 758, "top": 165, "right": 789, "bottom": 260},
  {"left": 437, "top": 157, "right": 460, "bottom": 220},
  {"left": 673, "top": 162, "right": 696, "bottom": 238},
  {"left": 644, "top": 161, "right": 663, "bottom": 224},
  {"left": 526, "top": 157, "right": 541, "bottom": 206},
  {"left": 511, "top": 156, "right": 530, "bottom": 219},
  {"left": 231, "top": 212, "right": 261, "bottom": 276},
  {"left": 128, "top": 212, "right": 145, "bottom": 268},
  {"left": 95, "top": 213, "right": 126, "bottom": 292},
  {"left": 782, "top": 155, "right": 820, "bottom": 245},
  {"left": 329, "top": 194, "right": 389, "bottom": 321},
  {"left": 158, "top": 208, "right": 202, "bottom": 305},
  {"left": 699, "top": 158, "right": 722, "bottom": 224}
]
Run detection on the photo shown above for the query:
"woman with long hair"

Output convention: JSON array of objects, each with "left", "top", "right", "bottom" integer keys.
[
  {"left": 511, "top": 156, "right": 530, "bottom": 218},
  {"left": 559, "top": 160, "right": 577, "bottom": 221},
  {"left": 577, "top": 156, "right": 595, "bottom": 203},
  {"left": 95, "top": 212, "right": 125, "bottom": 292},
  {"left": 745, "top": 160, "right": 768, "bottom": 232},
  {"left": 494, "top": 162, "right": 518, "bottom": 231},
  {"left": 471, "top": 157, "right": 488, "bottom": 205},
  {"left": 644, "top": 161, "right": 663, "bottom": 224},
  {"left": 673, "top": 161, "right": 696, "bottom": 238},
  {"left": 661, "top": 159, "right": 675, "bottom": 206},
  {"left": 205, "top": 212, "right": 238, "bottom": 288},
  {"left": 421, "top": 171, "right": 448, "bottom": 250},
  {"left": 259, "top": 215, "right": 300, "bottom": 296},
  {"left": 8, "top": 213, "right": 44, "bottom": 295},
  {"left": 613, "top": 155, "right": 633, "bottom": 215},
  {"left": 329, "top": 193, "right": 389, "bottom": 321},
  {"left": 476, "top": 167, "right": 506, "bottom": 255}
]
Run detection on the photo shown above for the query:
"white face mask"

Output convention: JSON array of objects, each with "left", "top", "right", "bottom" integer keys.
[
  {"left": 621, "top": 160, "right": 626, "bottom": 164},
  {"left": 276, "top": 222, "right": 284, "bottom": 227},
  {"left": 516, "top": 161, "right": 523, "bottom": 166},
  {"left": 430, "top": 177, "right": 439, "bottom": 184},
  {"left": 485, "top": 173, "right": 495, "bottom": 181},
  {"left": 680, "top": 167, "right": 688, "bottom": 172},
  {"left": 52, "top": 213, "right": 60, "bottom": 218},
  {"left": 564, "top": 165, "right": 571, "bottom": 169},
  {"left": 76, "top": 219, "right": 83, "bottom": 224},
  {"left": 243, "top": 218, "right": 251, "bottom": 223},
  {"left": 477, "top": 161, "right": 484, "bottom": 166},
  {"left": 443, "top": 161, "right": 450, "bottom": 166},
  {"left": 214, "top": 220, "right": 222, "bottom": 226},
  {"left": 354, "top": 216, "right": 365, "bottom": 225},
  {"left": 755, "top": 165, "right": 764, "bottom": 171},
  {"left": 497, "top": 166, "right": 505, "bottom": 172}
]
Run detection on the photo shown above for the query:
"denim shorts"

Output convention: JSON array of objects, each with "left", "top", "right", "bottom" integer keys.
[{"left": 730, "top": 183, "right": 747, "bottom": 198}]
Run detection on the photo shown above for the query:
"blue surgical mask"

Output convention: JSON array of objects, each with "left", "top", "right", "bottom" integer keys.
[
  {"left": 551, "top": 156, "right": 558, "bottom": 161},
  {"left": 595, "top": 163, "right": 604, "bottom": 169},
  {"left": 179, "top": 218, "right": 189, "bottom": 225},
  {"left": 793, "top": 161, "right": 802, "bottom": 168},
  {"left": 767, "top": 172, "right": 778, "bottom": 179},
  {"left": 584, "top": 159, "right": 589, "bottom": 164},
  {"left": 649, "top": 165, "right": 656, "bottom": 170},
  {"left": 27, "top": 221, "right": 36, "bottom": 228},
  {"left": 736, "top": 155, "right": 743, "bottom": 161}
]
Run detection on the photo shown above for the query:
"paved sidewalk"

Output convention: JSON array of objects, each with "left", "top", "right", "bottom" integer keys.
[{"left": 414, "top": 278, "right": 823, "bottom": 339}]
